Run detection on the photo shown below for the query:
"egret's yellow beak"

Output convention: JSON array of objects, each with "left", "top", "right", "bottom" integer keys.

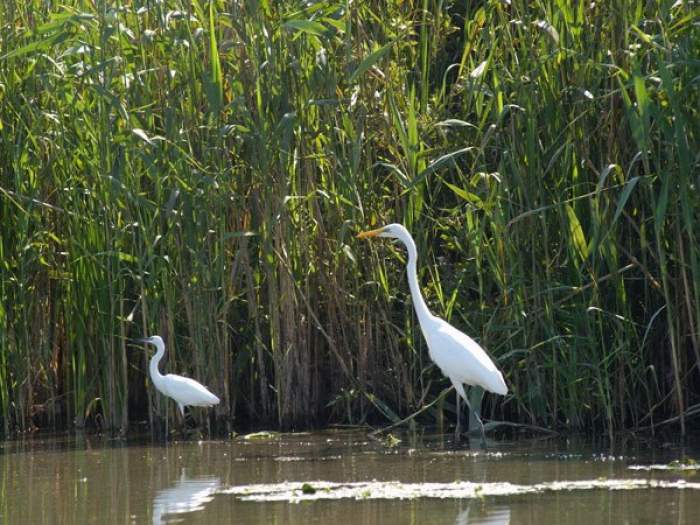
[{"left": 356, "top": 227, "right": 385, "bottom": 239}]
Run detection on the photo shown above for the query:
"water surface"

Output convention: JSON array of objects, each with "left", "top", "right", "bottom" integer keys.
[{"left": 1, "top": 430, "right": 698, "bottom": 524}]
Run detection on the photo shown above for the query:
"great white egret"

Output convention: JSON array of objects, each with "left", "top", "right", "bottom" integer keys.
[
  {"left": 134, "top": 336, "right": 220, "bottom": 417},
  {"left": 357, "top": 224, "right": 507, "bottom": 440}
]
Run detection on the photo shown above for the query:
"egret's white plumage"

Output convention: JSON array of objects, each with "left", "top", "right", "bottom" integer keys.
[
  {"left": 357, "top": 224, "right": 507, "bottom": 439},
  {"left": 428, "top": 319, "right": 508, "bottom": 397},
  {"left": 135, "top": 335, "right": 220, "bottom": 416}
]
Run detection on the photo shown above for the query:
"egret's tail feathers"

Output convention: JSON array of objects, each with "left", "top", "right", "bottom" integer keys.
[
  {"left": 485, "top": 371, "right": 508, "bottom": 396},
  {"left": 202, "top": 390, "right": 220, "bottom": 406},
  {"left": 196, "top": 390, "right": 220, "bottom": 407}
]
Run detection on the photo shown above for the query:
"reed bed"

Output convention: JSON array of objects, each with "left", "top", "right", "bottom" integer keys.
[{"left": 0, "top": 0, "right": 698, "bottom": 436}]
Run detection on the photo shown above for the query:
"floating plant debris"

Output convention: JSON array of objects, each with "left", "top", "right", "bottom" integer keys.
[
  {"left": 274, "top": 455, "right": 341, "bottom": 462},
  {"left": 221, "top": 479, "right": 700, "bottom": 503},
  {"left": 242, "top": 431, "right": 280, "bottom": 441},
  {"left": 628, "top": 461, "right": 700, "bottom": 472}
]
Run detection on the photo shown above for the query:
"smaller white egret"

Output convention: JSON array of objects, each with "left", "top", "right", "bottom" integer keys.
[
  {"left": 357, "top": 224, "right": 507, "bottom": 441},
  {"left": 134, "top": 336, "right": 220, "bottom": 417}
]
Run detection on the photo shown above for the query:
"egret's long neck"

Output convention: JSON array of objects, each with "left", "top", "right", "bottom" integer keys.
[
  {"left": 149, "top": 342, "right": 166, "bottom": 387},
  {"left": 402, "top": 233, "right": 433, "bottom": 326}
]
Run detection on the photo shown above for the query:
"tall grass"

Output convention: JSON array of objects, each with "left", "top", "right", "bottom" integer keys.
[{"left": 0, "top": 0, "right": 698, "bottom": 436}]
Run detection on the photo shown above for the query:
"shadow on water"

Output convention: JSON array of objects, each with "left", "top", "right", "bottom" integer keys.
[{"left": 0, "top": 430, "right": 699, "bottom": 524}]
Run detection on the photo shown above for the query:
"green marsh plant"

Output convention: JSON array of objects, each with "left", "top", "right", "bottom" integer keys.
[{"left": 0, "top": 0, "right": 698, "bottom": 436}]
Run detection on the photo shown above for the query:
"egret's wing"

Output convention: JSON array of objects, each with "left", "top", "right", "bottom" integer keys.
[
  {"left": 163, "top": 374, "right": 220, "bottom": 406},
  {"left": 425, "top": 318, "right": 507, "bottom": 395}
]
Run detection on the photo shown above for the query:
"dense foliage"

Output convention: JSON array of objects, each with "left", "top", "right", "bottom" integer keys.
[{"left": 1, "top": 0, "right": 699, "bottom": 436}]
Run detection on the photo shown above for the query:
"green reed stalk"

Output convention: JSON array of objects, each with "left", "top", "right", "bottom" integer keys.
[{"left": 0, "top": 0, "right": 698, "bottom": 436}]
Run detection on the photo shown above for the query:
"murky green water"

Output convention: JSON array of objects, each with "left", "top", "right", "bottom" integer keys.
[{"left": 1, "top": 430, "right": 698, "bottom": 524}]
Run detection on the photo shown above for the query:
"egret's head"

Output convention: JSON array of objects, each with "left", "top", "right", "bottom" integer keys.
[
  {"left": 133, "top": 335, "right": 164, "bottom": 347},
  {"left": 356, "top": 223, "right": 409, "bottom": 241}
]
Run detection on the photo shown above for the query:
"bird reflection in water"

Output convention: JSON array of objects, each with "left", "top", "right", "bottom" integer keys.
[
  {"left": 152, "top": 470, "right": 221, "bottom": 524},
  {"left": 454, "top": 503, "right": 510, "bottom": 525}
]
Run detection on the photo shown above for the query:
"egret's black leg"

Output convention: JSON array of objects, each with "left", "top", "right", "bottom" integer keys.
[
  {"left": 455, "top": 392, "right": 462, "bottom": 441},
  {"left": 464, "top": 396, "right": 486, "bottom": 447},
  {"left": 177, "top": 404, "right": 188, "bottom": 438}
]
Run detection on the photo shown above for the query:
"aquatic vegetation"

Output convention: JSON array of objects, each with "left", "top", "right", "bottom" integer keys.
[
  {"left": 628, "top": 461, "right": 700, "bottom": 472},
  {"left": 301, "top": 483, "right": 317, "bottom": 495},
  {"left": 273, "top": 455, "right": 341, "bottom": 462},
  {"left": 1, "top": 1, "right": 699, "bottom": 436},
  {"left": 242, "top": 431, "right": 279, "bottom": 441},
  {"left": 222, "top": 478, "right": 700, "bottom": 503},
  {"left": 384, "top": 433, "right": 402, "bottom": 448}
]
